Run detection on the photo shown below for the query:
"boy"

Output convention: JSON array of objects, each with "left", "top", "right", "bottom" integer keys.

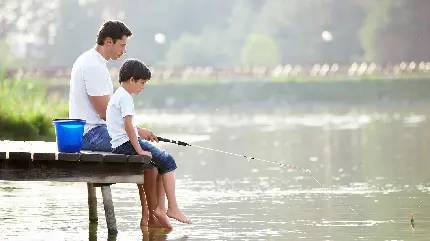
[{"left": 106, "top": 59, "right": 192, "bottom": 229}]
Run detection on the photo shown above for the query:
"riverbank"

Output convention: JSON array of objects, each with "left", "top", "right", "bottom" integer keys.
[
  {"left": 43, "top": 77, "right": 430, "bottom": 110},
  {"left": 3, "top": 76, "right": 429, "bottom": 141},
  {"left": 132, "top": 78, "right": 430, "bottom": 110}
]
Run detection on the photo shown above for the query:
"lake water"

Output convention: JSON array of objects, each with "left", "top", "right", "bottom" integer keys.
[{"left": 2, "top": 105, "right": 430, "bottom": 240}]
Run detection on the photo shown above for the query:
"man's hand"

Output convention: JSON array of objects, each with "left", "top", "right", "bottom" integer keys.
[{"left": 137, "top": 127, "right": 158, "bottom": 142}]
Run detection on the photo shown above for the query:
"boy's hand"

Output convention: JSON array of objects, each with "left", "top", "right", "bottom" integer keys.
[
  {"left": 138, "top": 150, "right": 152, "bottom": 158},
  {"left": 137, "top": 127, "right": 158, "bottom": 142}
]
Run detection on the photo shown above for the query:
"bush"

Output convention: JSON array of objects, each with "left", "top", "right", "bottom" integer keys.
[
  {"left": 0, "top": 78, "right": 68, "bottom": 141},
  {"left": 241, "top": 33, "right": 280, "bottom": 66}
]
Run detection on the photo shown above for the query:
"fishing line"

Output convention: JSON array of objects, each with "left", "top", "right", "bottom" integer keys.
[{"left": 157, "top": 136, "right": 363, "bottom": 219}]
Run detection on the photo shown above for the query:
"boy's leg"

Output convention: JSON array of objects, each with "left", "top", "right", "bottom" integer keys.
[
  {"left": 156, "top": 174, "right": 166, "bottom": 213},
  {"left": 138, "top": 138, "right": 191, "bottom": 225},
  {"left": 159, "top": 171, "right": 191, "bottom": 224}
]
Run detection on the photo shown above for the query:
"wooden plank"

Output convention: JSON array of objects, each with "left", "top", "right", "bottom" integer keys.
[
  {"left": 58, "top": 153, "right": 81, "bottom": 161},
  {"left": 128, "top": 155, "right": 151, "bottom": 164},
  {"left": 0, "top": 140, "right": 152, "bottom": 167},
  {"left": 8, "top": 152, "right": 32, "bottom": 161},
  {"left": 26, "top": 141, "right": 57, "bottom": 161},
  {"left": 80, "top": 152, "right": 104, "bottom": 162},
  {"left": 0, "top": 161, "right": 148, "bottom": 183},
  {"left": 0, "top": 141, "right": 151, "bottom": 162},
  {"left": 0, "top": 140, "right": 6, "bottom": 160},
  {"left": 103, "top": 154, "right": 128, "bottom": 163},
  {"left": 0, "top": 141, "right": 7, "bottom": 166},
  {"left": 33, "top": 153, "right": 56, "bottom": 161},
  {"left": 5, "top": 141, "right": 31, "bottom": 164},
  {"left": 0, "top": 172, "right": 145, "bottom": 183},
  {"left": 93, "top": 183, "right": 114, "bottom": 187}
]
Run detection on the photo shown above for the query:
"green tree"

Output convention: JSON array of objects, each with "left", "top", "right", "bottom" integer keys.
[
  {"left": 47, "top": 0, "right": 102, "bottom": 67},
  {"left": 241, "top": 33, "right": 280, "bottom": 66},
  {"left": 359, "top": 0, "right": 394, "bottom": 62},
  {"left": 359, "top": 0, "right": 430, "bottom": 63},
  {"left": 0, "top": 0, "right": 58, "bottom": 67},
  {"left": 165, "top": 33, "right": 214, "bottom": 66}
]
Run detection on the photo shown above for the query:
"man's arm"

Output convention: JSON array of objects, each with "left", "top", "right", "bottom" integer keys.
[
  {"left": 84, "top": 65, "right": 112, "bottom": 121},
  {"left": 89, "top": 95, "right": 110, "bottom": 121}
]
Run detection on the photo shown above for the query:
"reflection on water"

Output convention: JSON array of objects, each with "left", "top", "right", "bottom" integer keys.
[{"left": 2, "top": 106, "right": 430, "bottom": 240}]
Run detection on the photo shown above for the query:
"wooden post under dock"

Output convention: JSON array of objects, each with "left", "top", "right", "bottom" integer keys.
[{"left": 0, "top": 140, "right": 152, "bottom": 234}]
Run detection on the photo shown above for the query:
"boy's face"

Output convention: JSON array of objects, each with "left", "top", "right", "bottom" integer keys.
[{"left": 130, "top": 78, "right": 148, "bottom": 94}]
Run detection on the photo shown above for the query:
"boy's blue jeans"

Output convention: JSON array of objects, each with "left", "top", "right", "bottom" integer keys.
[
  {"left": 82, "top": 125, "right": 176, "bottom": 174},
  {"left": 113, "top": 137, "right": 177, "bottom": 175}
]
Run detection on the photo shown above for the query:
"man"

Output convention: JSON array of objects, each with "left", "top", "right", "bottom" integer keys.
[{"left": 68, "top": 20, "right": 169, "bottom": 229}]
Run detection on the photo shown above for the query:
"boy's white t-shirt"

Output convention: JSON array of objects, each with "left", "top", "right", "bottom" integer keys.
[
  {"left": 106, "top": 86, "right": 139, "bottom": 149},
  {"left": 69, "top": 48, "right": 113, "bottom": 134}
]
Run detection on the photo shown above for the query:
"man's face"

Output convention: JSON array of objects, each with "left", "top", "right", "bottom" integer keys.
[{"left": 107, "top": 36, "right": 127, "bottom": 60}]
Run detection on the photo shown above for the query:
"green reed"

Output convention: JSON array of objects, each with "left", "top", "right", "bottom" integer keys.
[{"left": 0, "top": 77, "right": 68, "bottom": 141}]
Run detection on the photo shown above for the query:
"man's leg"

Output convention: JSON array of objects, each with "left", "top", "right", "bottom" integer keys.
[
  {"left": 81, "top": 125, "right": 112, "bottom": 152},
  {"left": 137, "top": 138, "right": 177, "bottom": 229},
  {"left": 137, "top": 184, "right": 150, "bottom": 227},
  {"left": 143, "top": 167, "right": 164, "bottom": 228}
]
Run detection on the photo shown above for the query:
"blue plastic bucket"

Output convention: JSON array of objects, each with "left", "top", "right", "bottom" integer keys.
[{"left": 52, "top": 119, "right": 86, "bottom": 153}]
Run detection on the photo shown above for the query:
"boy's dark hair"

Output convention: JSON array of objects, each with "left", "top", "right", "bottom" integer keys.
[
  {"left": 96, "top": 20, "right": 132, "bottom": 45},
  {"left": 119, "top": 59, "right": 151, "bottom": 83}
]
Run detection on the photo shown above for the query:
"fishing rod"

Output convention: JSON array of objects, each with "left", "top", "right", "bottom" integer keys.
[{"left": 157, "top": 136, "right": 362, "bottom": 219}]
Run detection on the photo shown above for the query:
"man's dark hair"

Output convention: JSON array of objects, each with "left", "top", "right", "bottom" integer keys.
[
  {"left": 96, "top": 20, "right": 132, "bottom": 45},
  {"left": 119, "top": 59, "right": 151, "bottom": 83}
]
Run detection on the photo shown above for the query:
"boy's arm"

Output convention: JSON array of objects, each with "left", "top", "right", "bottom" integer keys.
[
  {"left": 137, "top": 127, "right": 158, "bottom": 142},
  {"left": 123, "top": 116, "right": 152, "bottom": 157}
]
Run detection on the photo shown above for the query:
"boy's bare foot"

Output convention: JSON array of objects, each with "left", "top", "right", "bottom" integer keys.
[
  {"left": 167, "top": 209, "right": 192, "bottom": 224},
  {"left": 154, "top": 207, "right": 173, "bottom": 229},
  {"left": 147, "top": 215, "right": 163, "bottom": 228}
]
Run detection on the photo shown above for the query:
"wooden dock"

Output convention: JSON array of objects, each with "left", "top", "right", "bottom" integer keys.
[{"left": 0, "top": 140, "right": 152, "bottom": 234}]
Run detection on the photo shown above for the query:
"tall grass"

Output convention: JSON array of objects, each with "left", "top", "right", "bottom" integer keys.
[{"left": 0, "top": 77, "right": 68, "bottom": 141}]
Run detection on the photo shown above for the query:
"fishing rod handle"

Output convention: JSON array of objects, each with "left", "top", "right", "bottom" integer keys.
[
  {"left": 157, "top": 136, "right": 171, "bottom": 143},
  {"left": 157, "top": 136, "right": 190, "bottom": 146}
]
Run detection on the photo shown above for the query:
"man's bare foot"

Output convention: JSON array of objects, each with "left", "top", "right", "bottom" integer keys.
[
  {"left": 166, "top": 208, "right": 192, "bottom": 224},
  {"left": 154, "top": 207, "right": 173, "bottom": 229},
  {"left": 147, "top": 215, "right": 163, "bottom": 228},
  {"left": 140, "top": 216, "right": 149, "bottom": 227}
]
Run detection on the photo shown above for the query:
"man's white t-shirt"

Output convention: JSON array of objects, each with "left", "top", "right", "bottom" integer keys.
[
  {"left": 106, "top": 86, "right": 139, "bottom": 149},
  {"left": 69, "top": 48, "right": 113, "bottom": 134}
]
